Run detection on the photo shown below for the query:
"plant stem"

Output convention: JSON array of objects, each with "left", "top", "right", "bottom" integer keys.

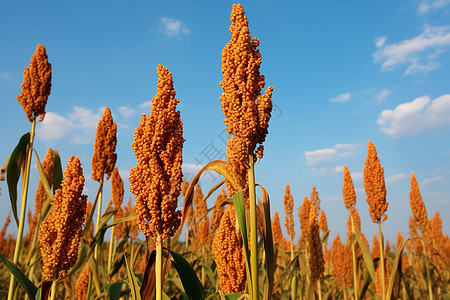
[
  {"left": 422, "top": 240, "right": 433, "bottom": 300},
  {"left": 94, "top": 180, "right": 104, "bottom": 261},
  {"left": 50, "top": 280, "right": 57, "bottom": 300},
  {"left": 350, "top": 215, "right": 359, "bottom": 298},
  {"left": 290, "top": 240, "right": 297, "bottom": 300},
  {"left": 248, "top": 152, "right": 259, "bottom": 300},
  {"left": 8, "top": 119, "right": 36, "bottom": 300},
  {"left": 316, "top": 280, "right": 322, "bottom": 300},
  {"left": 201, "top": 245, "right": 205, "bottom": 287},
  {"left": 378, "top": 221, "right": 386, "bottom": 300},
  {"left": 156, "top": 233, "right": 163, "bottom": 300},
  {"left": 107, "top": 226, "right": 115, "bottom": 280}
]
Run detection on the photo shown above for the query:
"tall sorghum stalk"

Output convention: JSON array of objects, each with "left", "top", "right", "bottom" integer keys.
[
  {"left": 8, "top": 44, "right": 51, "bottom": 300},
  {"left": 409, "top": 172, "right": 433, "bottom": 300},
  {"left": 91, "top": 106, "right": 117, "bottom": 262},
  {"left": 342, "top": 166, "right": 359, "bottom": 298},
  {"left": 129, "top": 65, "right": 184, "bottom": 300},
  {"left": 363, "top": 141, "right": 388, "bottom": 300},
  {"left": 283, "top": 185, "right": 297, "bottom": 299},
  {"left": 220, "top": 4, "right": 273, "bottom": 298}
]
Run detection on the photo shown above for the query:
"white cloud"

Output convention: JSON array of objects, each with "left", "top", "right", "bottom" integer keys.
[
  {"left": 386, "top": 173, "right": 408, "bottom": 185},
  {"left": 418, "top": 0, "right": 450, "bottom": 14},
  {"left": 377, "top": 94, "right": 450, "bottom": 137},
  {"left": 305, "top": 143, "right": 362, "bottom": 165},
  {"left": 330, "top": 92, "right": 351, "bottom": 103},
  {"left": 159, "top": 17, "right": 190, "bottom": 37},
  {"left": 373, "top": 24, "right": 450, "bottom": 75},
  {"left": 118, "top": 169, "right": 130, "bottom": 181},
  {"left": 39, "top": 106, "right": 104, "bottom": 144},
  {"left": 183, "top": 163, "right": 203, "bottom": 173},
  {"left": 311, "top": 165, "right": 344, "bottom": 175},
  {"left": 119, "top": 106, "right": 136, "bottom": 118},
  {"left": 0, "top": 72, "right": 12, "bottom": 80},
  {"left": 422, "top": 176, "right": 444, "bottom": 186},
  {"left": 139, "top": 101, "right": 151, "bottom": 109},
  {"left": 373, "top": 88, "right": 390, "bottom": 103}
]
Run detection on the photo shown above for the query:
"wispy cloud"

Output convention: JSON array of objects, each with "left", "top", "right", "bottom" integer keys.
[
  {"left": 330, "top": 92, "right": 351, "bottom": 103},
  {"left": 40, "top": 106, "right": 104, "bottom": 144},
  {"left": 373, "top": 24, "right": 450, "bottom": 75},
  {"left": 422, "top": 176, "right": 444, "bottom": 186},
  {"left": 139, "top": 100, "right": 151, "bottom": 109},
  {"left": 386, "top": 173, "right": 408, "bottom": 185},
  {"left": 118, "top": 106, "right": 136, "bottom": 118},
  {"left": 377, "top": 94, "right": 450, "bottom": 137},
  {"left": 305, "top": 143, "right": 362, "bottom": 165},
  {"left": 0, "top": 72, "right": 12, "bottom": 80},
  {"left": 311, "top": 165, "right": 344, "bottom": 176},
  {"left": 372, "top": 88, "right": 390, "bottom": 104},
  {"left": 418, "top": 0, "right": 450, "bottom": 14},
  {"left": 158, "top": 17, "right": 190, "bottom": 37}
]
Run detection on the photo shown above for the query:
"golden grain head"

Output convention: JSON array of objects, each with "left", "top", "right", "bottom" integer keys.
[
  {"left": 35, "top": 148, "right": 54, "bottom": 215},
  {"left": 39, "top": 156, "right": 87, "bottom": 279},
  {"left": 363, "top": 141, "right": 388, "bottom": 223},
  {"left": 343, "top": 166, "right": 356, "bottom": 210},
  {"left": 17, "top": 44, "right": 52, "bottom": 122},
  {"left": 129, "top": 65, "right": 184, "bottom": 240},
  {"left": 283, "top": 184, "right": 295, "bottom": 241},
  {"left": 308, "top": 208, "right": 325, "bottom": 283},
  {"left": 409, "top": 172, "right": 428, "bottom": 231},
  {"left": 91, "top": 107, "right": 117, "bottom": 182}
]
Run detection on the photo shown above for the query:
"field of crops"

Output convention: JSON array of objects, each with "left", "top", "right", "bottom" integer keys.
[{"left": 0, "top": 3, "right": 449, "bottom": 300}]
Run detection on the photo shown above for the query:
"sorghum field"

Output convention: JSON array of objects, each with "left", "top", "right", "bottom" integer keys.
[{"left": 0, "top": 3, "right": 449, "bottom": 300}]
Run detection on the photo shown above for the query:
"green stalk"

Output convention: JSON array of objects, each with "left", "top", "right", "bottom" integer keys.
[
  {"left": 248, "top": 152, "right": 259, "bottom": 300},
  {"left": 156, "top": 233, "right": 163, "bottom": 300},
  {"left": 377, "top": 221, "right": 386, "bottom": 300},
  {"left": 107, "top": 226, "right": 115, "bottom": 280},
  {"left": 421, "top": 240, "right": 433, "bottom": 300},
  {"left": 316, "top": 280, "right": 322, "bottom": 300},
  {"left": 94, "top": 180, "right": 104, "bottom": 261},
  {"left": 50, "top": 280, "right": 57, "bottom": 300},
  {"left": 8, "top": 119, "right": 36, "bottom": 300},
  {"left": 350, "top": 216, "right": 359, "bottom": 298},
  {"left": 290, "top": 240, "right": 297, "bottom": 300}
]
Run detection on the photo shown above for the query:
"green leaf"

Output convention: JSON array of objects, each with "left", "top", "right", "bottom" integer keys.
[
  {"left": 124, "top": 254, "right": 141, "bottom": 300},
  {"left": 6, "top": 132, "right": 30, "bottom": 224},
  {"left": 168, "top": 249, "right": 207, "bottom": 300},
  {"left": 225, "top": 293, "right": 244, "bottom": 300},
  {"left": 107, "top": 281, "right": 124, "bottom": 300},
  {"left": 232, "top": 190, "right": 253, "bottom": 296},
  {"left": 352, "top": 218, "right": 376, "bottom": 283},
  {"left": 0, "top": 252, "right": 37, "bottom": 300},
  {"left": 50, "top": 149, "right": 63, "bottom": 193},
  {"left": 386, "top": 238, "right": 406, "bottom": 300}
]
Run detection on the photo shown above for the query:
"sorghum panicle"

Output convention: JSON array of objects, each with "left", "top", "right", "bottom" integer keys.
[
  {"left": 17, "top": 44, "right": 52, "bottom": 122},
  {"left": 283, "top": 184, "right": 295, "bottom": 242},
  {"left": 409, "top": 172, "right": 428, "bottom": 232},
  {"left": 343, "top": 166, "right": 356, "bottom": 210}
]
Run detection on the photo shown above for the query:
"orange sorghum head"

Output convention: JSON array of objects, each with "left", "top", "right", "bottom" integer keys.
[
  {"left": 111, "top": 166, "right": 124, "bottom": 210},
  {"left": 298, "top": 196, "right": 311, "bottom": 247},
  {"left": 346, "top": 208, "right": 361, "bottom": 239},
  {"left": 363, "top": 141, "right": 388, "bottom": 223},
  {"left": 91, "top": 107, "right": 117, "bottom": 182},
  {"left": 220, "top": 4, "right": 274, "bottom": 195},
  {"left": 310, "top": 186, "right": 321, "bottom": 215},
  {"left": 371, "top": 234, "right": 380, "bottom": 260},
  {"left": 197, "top": 215, "right": 210, "bottom": 246},
  {"left": 129, "top": 65, "right": 184, "bottom": 240},
  {"left": 75, "top": 264, "right": 89, "bottom": 300},
  {"left": 331, "top": 235, "right": 352, "bottom": 290},
  {"left": 193, "top": 183, "right": 207, "bottom": 222},
  {"left": 283, "top": 184, "right": 295, "bottom": 242},
  {"left": 343, "top": 166, "right": 356, "bottom": 210},
  {"left": 210, "top": 188, "right": 227, "bottom": 233},
  {"left": 17, "top": 44, "right": 52, "bottom": 123},
  {"left": 375, "top": 259, "right": 391, "bottom": 298},
  {"left": 39, "top": 156, "right": 87, "bottom": 279},
  {"left": 308, "top": 208, "right": 325, "bottom": 283},
  {"left": 319, "top": 209, "right": 328, "bottom": 234},
  {"left": 35, "top": 148, "right": 54, "bottom": 215},
  {"left": 409, "top": 173, "right": 428, "bottom": 232},
  {"left": 84, "top": 201, "right": 94, "bottom": 241},
  {"left": 211, "top": 207, "right": 246, "bottom": 294},
  {"left": 272, "top": 211, "right": 289, "bottom": 251},
  {"left": 0, "top": 214, "right": 11, "bottom": 254}
]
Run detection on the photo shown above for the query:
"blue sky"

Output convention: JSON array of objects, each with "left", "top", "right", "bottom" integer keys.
[{"left": 1, "top": 1, "right": 450, "bottom": 245}]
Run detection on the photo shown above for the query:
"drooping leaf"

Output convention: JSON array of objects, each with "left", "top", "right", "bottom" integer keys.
[
  {"left": 181, "top": 160, "right": 237, "bottom": 228},
  {"left": 386, "top": 238, "right": 406, "bottom": 300},
  {"left": 352, "top": 215, "right": 376, "bottom": 283},
  {"left": 167, "top": 249, "right": 207, "bottom": 300},
  {"left": 0, "top": 252, "right": 37, "bottom": 300},
  {"left": 6, "top": 132, "right": 30, "bottom": 224},
  {"left": 107, "top": 281, "right": 124, "bottom": 300}
]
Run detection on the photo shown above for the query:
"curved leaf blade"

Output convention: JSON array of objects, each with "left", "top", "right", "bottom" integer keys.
[{"left": 0, "top": 252, "right": 37, "bottom": 300}]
